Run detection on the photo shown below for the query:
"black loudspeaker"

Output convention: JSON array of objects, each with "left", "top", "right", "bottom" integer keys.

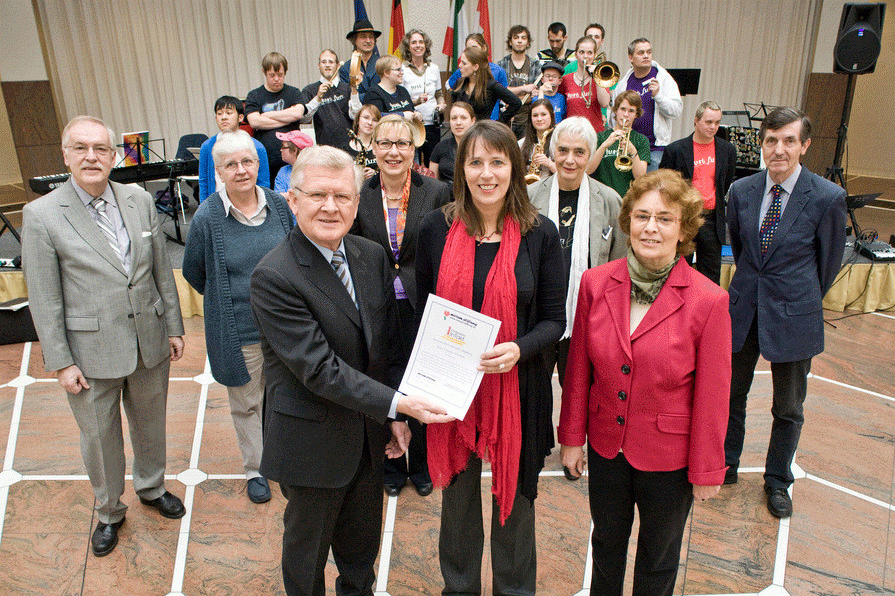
[{"left": 834, "top": 3, "right": 885, "bottom": 74}]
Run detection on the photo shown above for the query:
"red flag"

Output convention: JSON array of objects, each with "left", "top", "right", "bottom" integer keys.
[
  {"left": 389, "top": 0, "right": 405, "bottom": 56},
  {"left": 477, "top": 0, "right": 491, "bottom": 62}
]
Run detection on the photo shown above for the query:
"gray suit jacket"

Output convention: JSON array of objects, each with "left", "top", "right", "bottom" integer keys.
[
  {"left": 22, "top": 180, "right": 184, "bottom": 378},
  {"left": 727, "top": 167, "right": 846, "bottom": 362},
  {"left": 528, "top": 175, "right": 628, "bottom": 267}
]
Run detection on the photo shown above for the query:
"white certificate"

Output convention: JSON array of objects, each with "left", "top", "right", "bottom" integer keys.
[{"left": 399, "top": 294, "right": 501, "bottom": 420}]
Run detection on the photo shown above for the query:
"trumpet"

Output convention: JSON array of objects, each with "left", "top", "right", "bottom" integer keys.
[
  {"left": 525, "top": 127, "right": 554, "bottom": 185},
  {"left": 614, "top": 119, "right": 634, "bottom": 172}
]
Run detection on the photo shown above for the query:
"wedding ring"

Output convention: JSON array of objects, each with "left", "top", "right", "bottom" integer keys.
[{"left": 499, "top": 363, "right": 505, "bottom": 369}]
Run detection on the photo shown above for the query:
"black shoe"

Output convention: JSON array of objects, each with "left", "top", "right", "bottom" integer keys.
[
  {"left": 765, "top": 485, "right": 792, "bottom": 518},
  {"left": 385, "top": 483, "right": 403, "bottom": 497},
  {"left": 140, "top": 491, "right": 186, "bottom": 519},
  {"left": 414, "top": 481, "right": 434, "bottom": 497},
  {"left": 723, "top": 468, "right": 738, "bottom": 485},
  {"left": 563, "top": 466, "right": 581, "bottom": 481},
  {"left": 91, "top": 518, "right": 125, "bottom": 557},
  {"left": 247, "top": 477, "right": 271, "bottom": 504}
]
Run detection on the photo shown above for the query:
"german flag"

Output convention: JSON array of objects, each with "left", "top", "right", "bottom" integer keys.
[{"left": 388, "top": 0, "right": 405, "bottom": 56}]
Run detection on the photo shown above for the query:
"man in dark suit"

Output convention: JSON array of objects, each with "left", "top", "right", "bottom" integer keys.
[
  {"left": 659, "top": 100, "right": 737, "bottom": 284},
  {"left": 723, "top": 107, "right": 846, "bottom": 518},
  {"left": 22, "top": 116, "right": 186, "bottom": 557},
  {"left": 250, "top": 145, "right": 451, "bottom": 595}
]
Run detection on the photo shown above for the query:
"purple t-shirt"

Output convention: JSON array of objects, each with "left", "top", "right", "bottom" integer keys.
[{"left": 627, "top": 66, "right": 658, "bottom": 149}]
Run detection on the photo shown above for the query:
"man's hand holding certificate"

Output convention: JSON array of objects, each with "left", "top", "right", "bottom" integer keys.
[{"left": 399, "top": 294, "right": 502, "bottom": 420}]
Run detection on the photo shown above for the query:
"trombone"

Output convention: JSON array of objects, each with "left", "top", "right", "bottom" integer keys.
[{"left": 587, "top": 60, "right": 620, "bottom": 88}]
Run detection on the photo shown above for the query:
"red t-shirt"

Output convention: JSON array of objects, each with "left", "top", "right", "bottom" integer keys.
[
  {"left": 692, "top": 139, "right": 717, "bottom": 210},
  {"left": 558, "top": 73, "right": 604, "bottom": 133}
]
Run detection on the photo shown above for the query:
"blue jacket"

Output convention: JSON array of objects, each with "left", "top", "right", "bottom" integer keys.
[{"left": 182, "top": 188, "right": 293, "bottom": 385}]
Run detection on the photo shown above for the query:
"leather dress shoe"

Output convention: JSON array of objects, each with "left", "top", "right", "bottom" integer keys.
[
  {"left": 247, "top": 477, "right": 271, "bottom": 504},
  {"left": 91, "top": 518, "right": 125, "bottom": 557},
  {"left": 385, "top": 483, "right": 403, "bottom": 497},
  {"left": 414, "top": 481, "right": 434, "bottom": 497},
  {"left": 765, "top": 485, "right": 793, "bottom": 518},
  {"left": 723, "top": 468, "right": 738, "bottom": 485},
  {"left": 140, "top": 491, "right": 186, "bottom": 519}
]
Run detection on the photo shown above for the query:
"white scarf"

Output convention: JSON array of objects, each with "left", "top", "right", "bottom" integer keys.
[{"left": 548, "top": 174, "right": 590, "bottom": 339}]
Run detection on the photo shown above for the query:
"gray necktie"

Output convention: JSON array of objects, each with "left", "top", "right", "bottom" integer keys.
[
  {"left": 330, "top": 250, "right": 357, "bottom": 307},
  {"left": 90, "top": 197, "right": 124, "bottom": 265}
]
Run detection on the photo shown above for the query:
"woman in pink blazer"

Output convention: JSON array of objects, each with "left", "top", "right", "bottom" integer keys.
[{"left": 558, "top": 169, "right": 731, "bottom": 596}]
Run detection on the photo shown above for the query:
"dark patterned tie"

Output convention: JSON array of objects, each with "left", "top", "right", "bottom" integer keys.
[
  {"left": 330, "top": 250, "right": 357, "bottom": 306},
  {"left": 759, "top": 184, "right": 783, "bottom": 256},
  {"left": 90, "top": 197, "right": 124, "bottom": 265}
]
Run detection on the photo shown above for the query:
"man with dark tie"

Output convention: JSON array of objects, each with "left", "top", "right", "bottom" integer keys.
[
  {"left": 723, "top": 107, "right": 846, "bottom": 518},
  {"left": 659, "top": 101, "right": 737, "bottom": 284},
  {"left": 250, "top": 145, "right": 452, "bottom": 595},
  {"left": 22, "top": 115, "right": 186, "bottom": 557}
]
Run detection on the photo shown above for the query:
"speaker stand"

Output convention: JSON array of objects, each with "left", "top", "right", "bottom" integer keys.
[{"left": 824, "top": 73, "right": 856, "bottom": 192}]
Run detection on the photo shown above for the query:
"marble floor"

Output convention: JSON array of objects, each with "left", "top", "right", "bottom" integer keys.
[{"left": 0, "top": 310, "right": 893, "bottom": 596}]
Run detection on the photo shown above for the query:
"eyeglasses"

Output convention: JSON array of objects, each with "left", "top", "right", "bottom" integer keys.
[
  {"left": 295, "top": 188, "right": 356, "bottom": 206},
  {"left": 374, "top": 139, "right": 413, "bottom": 150},
  {"left": 221, "top": 158, "right": 258, "bottom": 172},
  {"left": 630, "top": 212, "right": 680, "bottom": 227},
  {"left": 66, "top": 144, "right": 113, "bottom": 158}
]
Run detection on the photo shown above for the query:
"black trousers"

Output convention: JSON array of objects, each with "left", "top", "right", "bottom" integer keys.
[
  {"left": 724, "top": 316, "right": 811, "bottom": 488},
  {"left": 439, "top": 455, "right": 537, "bottom": 595},
  {"left": 587, "top": 447, "right": 693, "bottom": 596},
  {"left": 686, "top": 209, "right": 722, "bottom": 285},
  {"left": 543, "top": 337, "right": 571, "bottom": 387},
  {"left": 384, "top": 298, "right": 430, "bottom": 487},
  {"left": 280, "top": 442, "right": 383, "bottom": 596}
]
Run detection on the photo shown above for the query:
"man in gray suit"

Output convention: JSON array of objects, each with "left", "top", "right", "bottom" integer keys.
[
  {"left": 22, "top": 115, "right": 186, "bottom": 556},
  {"left": 724, "top": 107, "right": 846, "bottom": 518}
]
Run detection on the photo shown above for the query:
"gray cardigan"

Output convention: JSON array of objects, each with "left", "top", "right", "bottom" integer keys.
[{"left": 182, "top": 187, "right": 293, "bottom": 386}]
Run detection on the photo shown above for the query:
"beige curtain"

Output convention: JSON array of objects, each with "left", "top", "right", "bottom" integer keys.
[{"left": 35, "top": 0, "right": 821, "bottom": 152}]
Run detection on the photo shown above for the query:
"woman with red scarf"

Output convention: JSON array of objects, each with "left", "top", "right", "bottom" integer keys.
[
  {"left": 352, "top": 114, "right": 451, "bottom": 498},
  {"left": 415, "top": 120, "right": 566, "bottom": 595}
]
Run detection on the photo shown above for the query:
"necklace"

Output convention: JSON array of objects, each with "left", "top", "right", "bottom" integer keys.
[
  {"left": 575, "top": 73, "right": 593, "bottom": 109},
  {"left": 476, "top": 230, "right": 499, "bottom": 245}
]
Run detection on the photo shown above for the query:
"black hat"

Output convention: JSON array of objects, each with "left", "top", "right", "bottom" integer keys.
[
  {"left": 541, "top": 61, "right": 564, "bottom": 74},
  {"left": 347, "top": 19, "right": 382, "bottom": 40}
]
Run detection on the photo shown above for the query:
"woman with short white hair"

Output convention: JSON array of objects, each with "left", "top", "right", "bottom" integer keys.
[{"left": 183, "top": 129, "right": 294, "bottom": 504}]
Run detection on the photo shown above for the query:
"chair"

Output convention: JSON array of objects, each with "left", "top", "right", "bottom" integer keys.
[{"left": 173, "top": 133, "right": 207, "bottom": 208}]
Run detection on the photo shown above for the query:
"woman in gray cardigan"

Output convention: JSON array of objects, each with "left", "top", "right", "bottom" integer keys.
[{"left": 182, "top": 130, "right": 294, "bottom": 504}]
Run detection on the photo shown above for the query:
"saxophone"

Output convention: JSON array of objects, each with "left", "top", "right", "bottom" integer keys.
[
  {"left": 348, "top": 130, "right": 368, "bottom": 166},
  {"left": 525, "top": 127, "right": 554, "bottom": 185}
]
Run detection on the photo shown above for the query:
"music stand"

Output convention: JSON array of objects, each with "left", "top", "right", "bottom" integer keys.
[
  {"left": 0, "top": 207, "right": 21, "bottom": 244},
  {"left": 743, "top": 102, "right": 782, "bottom": 125},
  {"left": 845, "top": 192, "right": 881, "bottom": 236},
  {"left": 666, "top": 68, "right": 700, "bottom": 96}
]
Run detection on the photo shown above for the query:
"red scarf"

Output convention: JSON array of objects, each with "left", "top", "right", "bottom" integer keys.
[{"left": 428, "top": 214, "right": 522, "bottom": 524}]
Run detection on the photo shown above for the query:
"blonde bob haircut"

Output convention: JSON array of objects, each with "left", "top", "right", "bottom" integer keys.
[{"left": 372, "top": 114, "right": 424, "bottom": 147}]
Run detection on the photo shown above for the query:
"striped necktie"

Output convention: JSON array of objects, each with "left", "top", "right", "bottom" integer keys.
[
  {"left": 330, "top": 250, "right": 357, "bottom": 307},
  {"left": 90, "top": 197, "right": 124, "bottom": 265},
  {"left": 759, "top": 184, "right": 783, "bottom": 256}
]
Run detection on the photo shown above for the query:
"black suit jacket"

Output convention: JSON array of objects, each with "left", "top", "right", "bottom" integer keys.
[
  {"left": 659, "top": 133, "right": 737, "bottom": 244},
  {"left": 352, "top": 171, "right": 451, "bottom": 309},
  {"left": 726, "top": 167, "right": 846, "bottom": 362},
  {"left": 251, "top": 227, "right": 401, "bottom": 488}
]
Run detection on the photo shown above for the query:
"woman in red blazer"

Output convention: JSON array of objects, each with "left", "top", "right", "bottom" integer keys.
[{"left": 558, "top": 169, "right": 731, "bottom": 596}]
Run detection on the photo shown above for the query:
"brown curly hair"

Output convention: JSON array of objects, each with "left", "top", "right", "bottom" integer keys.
[{"left": 619, "top": 169, "right": 704, "bottom": 255}]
